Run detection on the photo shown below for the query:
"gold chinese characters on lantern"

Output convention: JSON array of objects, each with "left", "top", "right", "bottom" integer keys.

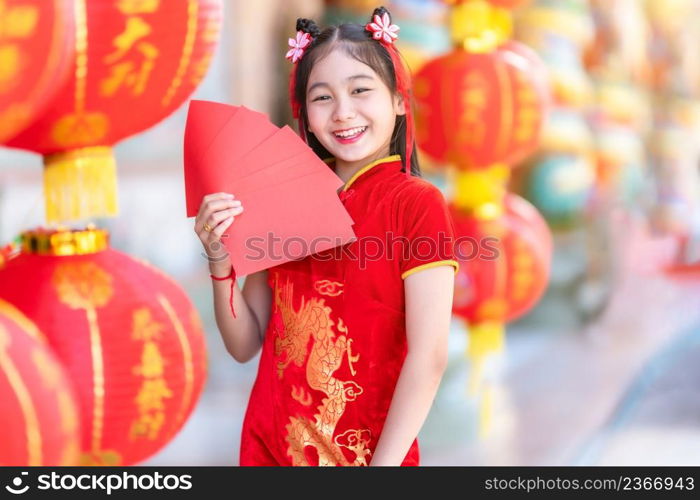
[
  {"left": 414, "top": 40, "right": 549, "bottom": 169},
  {"left": 6, "top": 0, "right": 223, "bottom": 223}
]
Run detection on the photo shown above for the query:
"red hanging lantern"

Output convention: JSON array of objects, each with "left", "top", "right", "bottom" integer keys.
[
  {"left": 0, "top": 0, "right": 75, "bottom": 143},
  {"left": 6, "top": 0, "right": 222, "bottom": 223},
  {"left": 486, "top": 0, "right": 532, "bottom": 9},
  {"left": 506, "top": 189, "right": 553, "bottom": 258},
  {"left": 0, "top": 298, "right": 81, "bottom": 466},
  {"left": 0, "top": 227, "right": 208, "bottom": 465},
  {"left": 451, "top": 193, "right": 551, "bottom": 323},
  {"left": 414, "top": 40, "right": 549, "bottom": 169},
  {"left": 444, "top": 0, "right": 531, "bottom": 10}
]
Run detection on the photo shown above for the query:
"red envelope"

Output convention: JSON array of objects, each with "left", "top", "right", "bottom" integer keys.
[
  {"left": 199, "top": 106, "right": 279, "bottom": 166},
  {"left": 183, "top": 99, "right": 234, "bottom": 167},
  {"left": 234, "top": 126, "right": 311, "bottom": 177},
  {"left": 183, "top": 99, "right": 356, "bottom": 276},
  {"left": 183, "top": 100, "right": 240, "bottom": 216},
  {"left": 228, "top": 151, "right": 337, "bottom": 195},
  {"left": 225, "top": 170, "right": 357, "bottom": 275},
  {"left": 185, "top": 102, "right": 279, "bottom": 216},
  {"left": 235, "top": 168, "right": 356, "bottom": 228}
]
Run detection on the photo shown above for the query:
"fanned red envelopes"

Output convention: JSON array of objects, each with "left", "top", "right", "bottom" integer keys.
[{"left": 184, "top": 100, "right": 356, "bottom": 276}]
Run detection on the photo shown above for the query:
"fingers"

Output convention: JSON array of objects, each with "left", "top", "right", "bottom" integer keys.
[
  {"left": 211, "top": 213, "right": 235, "bottom": 240},
  {"left": 194, "top": 193, "right": 241, "bottom": 233},
  {"left": 197, "top": 192, "right": 233, "bottom": 220},
  {"left": 209, "top": 205, "right": 244, "bottom": 227},
  {"left": 196, "top": 205, "right": 244, "bottom": 241},
  {"left": 201, "top": 207, "right": 242, "bottom": 257},
  {"left": 201, "top": 192, "right": 235, "bottom": 206}
]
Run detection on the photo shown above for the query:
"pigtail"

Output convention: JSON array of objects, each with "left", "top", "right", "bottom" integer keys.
[
  {"left": 371, "top": 6, "right": 389, "bottom": 23},
  {"left": 296, "top": 18, "right": 321, "bottom": 38}
]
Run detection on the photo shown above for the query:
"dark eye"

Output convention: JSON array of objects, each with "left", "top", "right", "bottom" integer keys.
[
  {"left": 311, "top": 95, "right": 330, "bottom": 102},
  {"left": 353, "top": 88, "right": 371, "bottom": 94}
]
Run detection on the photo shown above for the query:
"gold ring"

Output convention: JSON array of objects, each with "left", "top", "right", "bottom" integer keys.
[{"left": 203, "top": 222, "right": 213, "bottom": 232}]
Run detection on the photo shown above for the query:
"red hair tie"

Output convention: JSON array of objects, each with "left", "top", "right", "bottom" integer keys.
[
  {"left": 210, "top": 265, "right": 237, "bottom": 319},
  {"left": 366, "top": 11, "right": 413, "bottom": 179}
]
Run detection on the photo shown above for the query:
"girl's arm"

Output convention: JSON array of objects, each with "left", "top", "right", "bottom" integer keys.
[
  {"left": 210, "top": 262, "right": 272, "bottom": 363},
  {"left": 368, "top": 264, "right": 454, "bottom": 466},
  {"left": 196, "top": 192, "right": 272, "bottom": 363}
]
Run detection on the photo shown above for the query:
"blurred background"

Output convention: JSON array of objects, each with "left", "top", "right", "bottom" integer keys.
[{"left": 1, "top": 0, "right": 700, "bottom": 466}]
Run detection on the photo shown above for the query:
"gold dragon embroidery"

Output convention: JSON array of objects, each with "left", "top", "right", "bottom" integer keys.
[
  {"left": 313, "top": 279, "right": 344, "bottom": 297},
  {"left": 273, "top": 272, "right": 371, "bottom": 466}
]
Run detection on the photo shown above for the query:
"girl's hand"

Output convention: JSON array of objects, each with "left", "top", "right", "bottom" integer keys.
[{"left": 194, "top": 192, "right": 244, "bottom": 264}]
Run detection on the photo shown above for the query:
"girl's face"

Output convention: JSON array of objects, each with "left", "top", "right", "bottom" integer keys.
[{"left": 305, "top": 47, "right": 405, "bottom": 166}]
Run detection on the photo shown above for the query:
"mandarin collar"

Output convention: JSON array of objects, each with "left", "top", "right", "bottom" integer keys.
[{"left": 325, "top": 154, "right": 403, "bottom": 192}]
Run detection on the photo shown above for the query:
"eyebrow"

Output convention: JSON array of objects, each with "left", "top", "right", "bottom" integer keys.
[{"left": 307, "top": 74, "right": 375, "bottom": 94}]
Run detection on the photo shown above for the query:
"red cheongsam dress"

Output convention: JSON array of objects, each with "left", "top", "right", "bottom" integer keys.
[{"left": 239, "top": 154, "right": 459, "bottom": 466}]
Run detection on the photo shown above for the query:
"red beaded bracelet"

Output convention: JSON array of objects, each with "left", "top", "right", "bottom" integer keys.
[{"left": 210, "top": 265, "right": 237, "bottom": 318}]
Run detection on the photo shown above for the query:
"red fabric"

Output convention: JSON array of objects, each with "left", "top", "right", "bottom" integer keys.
[
  {"left": 398, "top": 185, "right": 458, "bottom": 277},
  {"left": 239, "top": 156, "right": 458, "bottom": 466}
]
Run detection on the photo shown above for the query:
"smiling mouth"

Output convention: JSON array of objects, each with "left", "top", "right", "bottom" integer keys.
[{"left": 333, "top": 126, "right": 368, "bottom": 139}]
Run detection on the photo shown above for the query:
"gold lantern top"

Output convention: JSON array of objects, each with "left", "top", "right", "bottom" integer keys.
[{"left": 21, "top": 225, "right": 109, "bottom": 256}]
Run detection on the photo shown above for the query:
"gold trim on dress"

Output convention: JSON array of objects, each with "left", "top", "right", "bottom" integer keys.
[
  {"left": 401, "top": 259, "right": 460, "bottom": 280},
  {"left": 323, "top": 155, "right": 402, "bottom": 191},
  {"left": 343, "top": 154, "right": 402, "bottom": 191}
]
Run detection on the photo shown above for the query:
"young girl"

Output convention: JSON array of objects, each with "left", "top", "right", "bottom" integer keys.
[{"left": 194, "top": 6, "right": 458, "bottom": 466}]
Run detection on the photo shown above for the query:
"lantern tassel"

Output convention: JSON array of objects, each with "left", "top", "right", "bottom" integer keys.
[
  {"left": 466, "top": 320, "right": 505, "bottom": 394},
  {"left": 448, "top": 0, "right": 512, "bottom": 53},
  {"left": 466, "top": 321, "right": 505, "bottom": 439},
  {"left": 43, "top": 146, "right": 119, "bottom": 223}
]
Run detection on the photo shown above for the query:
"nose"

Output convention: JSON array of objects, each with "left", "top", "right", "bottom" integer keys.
[{"left": 332, "top": 95, "right": 356, "bottom": 123}]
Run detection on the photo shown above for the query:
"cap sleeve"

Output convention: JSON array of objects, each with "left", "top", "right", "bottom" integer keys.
[{"left": 396, "top": 182, "right": 459, "bottom": 280}]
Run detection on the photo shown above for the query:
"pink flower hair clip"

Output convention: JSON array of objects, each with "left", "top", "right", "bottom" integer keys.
[
  {"left": 365, "top": 11, "right": 400, "bottom": 46},
  {"left": 286, "top": 30, "right": 312, "bottom": 63}
]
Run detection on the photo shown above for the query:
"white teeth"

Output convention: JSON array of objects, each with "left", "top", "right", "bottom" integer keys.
[{"left": 334, "top": 126, "right": 367, "bottom": 138}]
